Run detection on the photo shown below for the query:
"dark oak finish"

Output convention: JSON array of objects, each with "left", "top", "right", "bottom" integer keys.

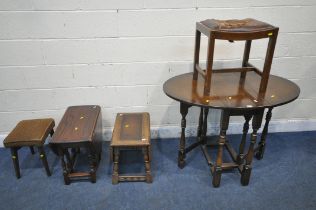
[
  {"left": 164, "top": 72, "right": 300, "bottom": 109},
  {"left": 3, "top": 118, "right": 55, "bottom": 178},
  {"left": 111, "top": 112, "right": 152, "bottom": 184},
  {"left": 50, "top": 105, "right": 102, "bottom": 185},
  {"left": 164, "top": 18, "right": 300, "bottom": 187},
  {"left": 164, "top": 72, "right": 299, "bottom": 187}
]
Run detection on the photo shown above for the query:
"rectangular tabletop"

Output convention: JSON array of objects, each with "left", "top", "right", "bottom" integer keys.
[
  {"left": 111, "top": 112, "right": 150, "bottom": 147},
  {"left": 51, "top": 105, "right": 101, "bottom": 144}
]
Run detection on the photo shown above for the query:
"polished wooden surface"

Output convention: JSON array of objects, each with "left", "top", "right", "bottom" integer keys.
[
  {"left": 200, "top": 18, "right": 275, "bottom": 32},
  {"left": 4, "top": 118, "right": 55, "bottom": 147},
  {"left": 51, "top": 105, "right": 101, "bottom": 143},
  {"left": 50, "top": 105, "right": 102, "bottom": 184},
  {"left": 197, "top": 18, "right": 278, "bottom": 41},
  {"left": 163, "top": 71, "right": 300, "bottom": 109},
  {"left": 194, "top": 18, "right": 279, "bottom": 96},
  {"left": 168, "top": 18, "right": 298, "bottom": 187},
  {"left": 111, "top": 112, "right": 150, "bottom": 147},
  {"left": 3, "top": 118, "right": 55, "bottom": 178},
  {"left": 111, "top": 112, "right": 152, "bottom": 184}
]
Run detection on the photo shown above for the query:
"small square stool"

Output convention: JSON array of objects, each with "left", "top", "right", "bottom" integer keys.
[
  {"left": 3, "top": 118, "right": 55, "bottom": 179},
  {"left": 111, "top": 112, "right": 152, "bottom": 184}
]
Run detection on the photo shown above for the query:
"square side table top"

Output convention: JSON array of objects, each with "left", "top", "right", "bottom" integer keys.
[{"left": 4, "top": 118, "right": 55, "bottom": 147}]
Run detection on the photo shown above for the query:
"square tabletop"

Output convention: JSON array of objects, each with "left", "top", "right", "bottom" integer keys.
[{"left": 4, "top": 118, "right": 55, "bottom": 147}]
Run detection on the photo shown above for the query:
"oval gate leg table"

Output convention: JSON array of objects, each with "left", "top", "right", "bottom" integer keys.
[
  {"left": 163, "top": 72, "right": 300, "bottom": 187},
  {"left": 164, "top": 18, "right": 300, "bottom": 187}
]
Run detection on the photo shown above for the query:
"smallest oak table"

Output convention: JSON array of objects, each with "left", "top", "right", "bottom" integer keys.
[
  {"left": 163, "top": 71, "right": 300, "bottom": 187},
  {"left": 4, "top": 118, "right": 55, "bottom": 178},
  {"left": 50, "top": 105, "right": 102, "bottom": 185}
]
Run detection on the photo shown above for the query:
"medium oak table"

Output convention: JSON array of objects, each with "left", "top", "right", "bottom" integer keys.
[
  {"left": 50, "top": 105, "right": 102, "bottom": 184},
  {"left": 163, "top": 71, "right": 300, "bottom": 187}
]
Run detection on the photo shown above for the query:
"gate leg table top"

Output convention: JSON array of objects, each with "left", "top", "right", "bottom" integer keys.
[{"left": 50, "top": 105, "right": 102, "bottom": 185}]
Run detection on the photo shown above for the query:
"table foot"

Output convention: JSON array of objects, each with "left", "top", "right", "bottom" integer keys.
[
  {"left": 212, "top": 167, "right": 222, "bottom": 187},
  {"left": 241, "top": 165, "right": 252, "bottom": 186},
  {"left": 255, "top": 149, "right": 264, "bottom": 160},
  {"left": 178, "top": 153, "right": 186, "bottom": 169}
]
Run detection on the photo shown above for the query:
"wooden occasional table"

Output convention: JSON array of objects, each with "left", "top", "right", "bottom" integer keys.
[
  {"left": 163, "top": 71, "right": 300, "bottom": 187},
  {"left": 3, "top": 118, "right": 55, "bottom": 178},
  {"left": 50, "top": 105, "right": 102, "bottom": 184},
  {"left": 111, "top": 112, "right": 152, "bottom": 184}
]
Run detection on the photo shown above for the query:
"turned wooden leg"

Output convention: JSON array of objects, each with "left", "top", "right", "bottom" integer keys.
[
  {"left": 143, "top": 146, "right": 153, "bottom": 183},
  {"left": 29, "top": 146, "right": 35, "bottom": 155},
  {"left": 148, "top": 145, "right": 152, "bottom": 162},
  {"left": 201, "top": 108, "right": 209, "bottom": 145},
  {"left": 197, "top": 107, "right": 204, "bottom": 139},
  {"left": 110, "top": 146, "right": 113, "bottom": 163},
  {"left": 212, "top": 110, "right": 230, "bottom": 188},
  {"left": 38, "top": 146, "right": 51, "bottom": 176},
  {"left": 71, "top": 148, "right": 76, "bottom": 155},
  {"left": 10, "top": 147, "right": 21, "bottom": 179},
  {"left": 256, "top": 108, "right": 273, "bottom": 160},
  {"left": 237, "top": 115, "right": 252, "bottom": 164},
  {"left": 98, "top": 149, "right": 102, "bottom": 162},
  {"left": 60, "top": 150, "right": 70, "bottom": 185},
  {"left": 50, "top": 129, "right": 54, "bottom": 137},
  {"left": 112, "top": 148, "right": 119, "bottom": 184},
  {"left": 89, "top": 147, "right": 97, "bottom": 183},
  {"left": 241, "top": 110, "right": 264, "bottom": 186},
  {"left": 64, "top": 149, "right": 73, "bottom": 172},
  {"left": 178, "top": 103, "right": 190, "bottom": 169}
]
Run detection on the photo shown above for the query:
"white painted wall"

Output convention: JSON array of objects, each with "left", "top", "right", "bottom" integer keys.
[{"left": 0, "top": 1, "right": 315, "bottom": 143}]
